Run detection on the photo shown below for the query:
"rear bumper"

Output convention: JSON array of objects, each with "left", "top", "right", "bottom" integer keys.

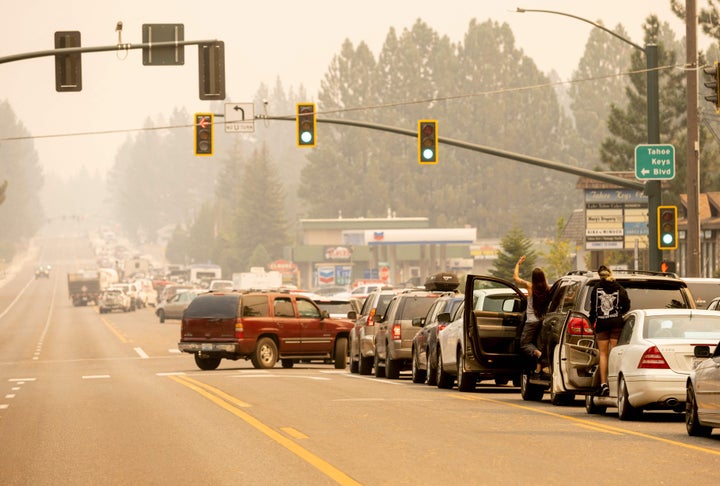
[
  {"left": 624, "top": 372, "right": 687, "bottom": 407},
  {"left": 178, "top": 342, "right": 239, "bottom": 354}
]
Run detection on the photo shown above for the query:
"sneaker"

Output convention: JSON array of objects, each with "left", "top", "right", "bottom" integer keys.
[{"left": 600, "top": 383, "right": 609, "bottom": 396}]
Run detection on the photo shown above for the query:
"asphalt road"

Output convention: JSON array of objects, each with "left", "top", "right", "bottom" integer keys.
[{"left": 1, "top": 235, "right": 719, "bottom": 485}]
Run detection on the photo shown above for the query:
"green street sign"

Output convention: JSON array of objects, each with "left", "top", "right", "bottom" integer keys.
[{"left": 635, "top": 144, "right": 675, "bottom": 180}]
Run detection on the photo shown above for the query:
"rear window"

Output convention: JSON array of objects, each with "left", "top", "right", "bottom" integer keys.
[
  {"left": 643, "top": 314, "right": 720, "bottom": 339},
  {"left": 184, "top": 294, "right": 241, "bottom": 319},
  {"left": 582, "top": 279, "right": 691, "bottom": 311},
  {"left": 398, "top": 296, "right": 438, "bottom": 320}
]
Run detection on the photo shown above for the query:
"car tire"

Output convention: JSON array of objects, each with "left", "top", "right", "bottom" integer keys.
[
  {"left": 334, "top": 337, "right": 348, "bottom": 369},
  {"left": 281, "top": 359, "right": 294, "bottom": 368},
  {"left": 457, "top": 352, "right": 476, "bottom": 392},
  {"left": 359, "top": 355, "right": 373, "bottom": 375},
  {"left": 686, "top": 383, "right": 712, "bottom": 437},
  {"left": 437, "top": 352, "right": 454, "bottom": 389},
  {"left": 411, "top": 348, "right": 426, "bottom": 384},
  {"left": 251, "top": 337, "right": 278, "bottom": 369},
  {"left": 386, "top": 356, "right": 400, "bottom": 379},
  {"left": 158, "top": 309, "right": 165, "bottom": 323},
  {"left": 494, "top": 377, "right": 509, "bottom": 386},
  {"left": 520, "top": 370, "right": 545, "bottom": 402},
  {"left": 194, "top": 354, "right": 221, "bottom": 371},
  {"left": 617, "top": 376, "right": 642, "bottom": 421},
  {"left": 374, "top": 354, "right": 385, "bottom": 378},
  {"left": 549, "top": 368, "right": 575, "bottom": 406},
  {"left": 426, "top": 349, "right": 438, "bottom": 386},
  {"left": 584, "top": 394, "right": 607, "bottom": 415},
  {"left": 349, "top": 357, "right": 359, "bottom": 374}
]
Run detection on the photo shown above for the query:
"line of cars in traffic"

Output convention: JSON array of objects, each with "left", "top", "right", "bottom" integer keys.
[{"left": 345, "top": 269, "right": 720, "bottom": 437}]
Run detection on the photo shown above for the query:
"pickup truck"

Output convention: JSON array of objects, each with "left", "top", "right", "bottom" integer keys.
[
  {"left": 178, "top": 291, "right": 353, "bottom": 370},
  {"left": 67, "top": 270, "right": 101, "bottom": 306}
]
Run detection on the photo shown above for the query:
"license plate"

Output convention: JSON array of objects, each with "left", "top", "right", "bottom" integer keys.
[{"left": 201, "top": 343, "right": 213, "bottom": 351}]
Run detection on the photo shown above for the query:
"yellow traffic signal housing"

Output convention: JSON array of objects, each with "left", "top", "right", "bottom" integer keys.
[
  {"left": 657, "top": 205, "right": 678, "bottom": 250},
  {"left": 194, "top": 113, "right": 214, "bottom": 156},
  {"left": 297, "top": 103, "right": 316, "bottom": 147},
  {"left": 703, "top": 61, "right": 720, "bottom": 113},
  {"left": 418, "top": 120, "right": 438, "bottom": 164}
]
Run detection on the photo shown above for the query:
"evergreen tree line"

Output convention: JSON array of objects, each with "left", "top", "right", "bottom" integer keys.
[{"left": 3, "top": 5, "right": 720, "bottom": 273}]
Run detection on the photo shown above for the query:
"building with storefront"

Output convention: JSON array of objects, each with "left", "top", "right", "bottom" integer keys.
[{"left": 291, "top": 216, "right": 476, "bottom": 289}]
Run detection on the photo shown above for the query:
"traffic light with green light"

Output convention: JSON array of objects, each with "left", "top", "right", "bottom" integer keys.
[
  {"left": 418, "top": 120, "right": 438, "bottom": 164},
  {"left": 296, "top": 103, "right": 316, "bottom": 147},
  {"left": 194, "top": 113, "right": 213, "bottom": 156},
  {"left": 658, "top": 205, "right": 678, "bottom": 250}
]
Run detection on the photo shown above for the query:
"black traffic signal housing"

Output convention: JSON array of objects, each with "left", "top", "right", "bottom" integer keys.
[
  {"left": 54, "top": 31, "right": 82, "bottom": 92},
  {"left": 658, "top": 205, "right": 678, "bottom": 250},
  {"left": 198, "top": 41, "right": 226, "bottom": 100},
  {"left": 194, "top": 113, "right": 213, "bottom": 156},
  {"left": 418, "top": 120, "right": 438, "bottom": 164},
  {"left": 703, "top": 61, "right": 720, "bottom": 112},
  {"left": 296, "top": 103, "right": 316, "bottom": 147}
]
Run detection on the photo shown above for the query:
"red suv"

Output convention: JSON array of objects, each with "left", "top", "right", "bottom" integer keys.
[{"left": 178, "top": 291, "right": 353, "bottom": 370}]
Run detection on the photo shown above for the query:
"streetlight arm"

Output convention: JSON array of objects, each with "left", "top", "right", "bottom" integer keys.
[{"left": 516, "top": 8, "right": 645, "bottom": 52}]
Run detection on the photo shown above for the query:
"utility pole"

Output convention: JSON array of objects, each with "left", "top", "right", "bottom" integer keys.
[{"left": 685, "top": 0, "right": 701, "bottom": 277}]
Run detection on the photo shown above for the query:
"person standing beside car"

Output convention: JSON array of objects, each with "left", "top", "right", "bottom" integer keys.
[
  {"left": 589, "top": 265, "right": 631, "bottom": 396},
  {"left": 514, "top": 255, "right": 551, "bottom": 375}
]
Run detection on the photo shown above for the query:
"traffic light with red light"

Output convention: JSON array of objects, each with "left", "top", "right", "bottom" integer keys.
[
  {"left": 657, "top": 205, "right": 678, "bottom": 250},
  {"left": 296, "top": 103, "right": 316, "bottom": 147},
  {"left": 418, "top": 120, "right": 438, "bottom": 164},
  {"left": 194, "top": 113, "right": 213, "bottom": 156}
]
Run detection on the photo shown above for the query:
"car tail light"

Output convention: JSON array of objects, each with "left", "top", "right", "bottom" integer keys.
[
  {"left": 567, "top": 316, "right": 594, "bottom": 335},
  {"left": 367, "top": 308, "right": 376, "bottom": 327},
  {"left": 637, "top": 346, "right": 670, "bottom": 369},
  {"left": 392, "top": 323, "right": 402, "bottom": 341},
  {"left": 235, "top": 318, "right": 244, "bottom": 339},
  {"left": 438, "top": 323, "right": 447, "bottom": 332}
]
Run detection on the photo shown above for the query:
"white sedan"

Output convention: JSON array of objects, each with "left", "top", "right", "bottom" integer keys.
[
  {"left": 686, "top": 339, "right": 720, "bottom": 436},
  {"left": 603, "top": 309, "right": 720, "bottom": 420}
]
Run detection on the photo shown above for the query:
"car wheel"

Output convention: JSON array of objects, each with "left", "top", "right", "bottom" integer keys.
[
  {"left": 686, "top": 383, "right": 712, "bottom": 437},
  {"left": 437, "top": 352, "right": 454, "bottom": 389},
  {"left": 373, "top": 353, "right": 385, "bottom": 378},
  {"left": 584, "top": 394, "right": 607, "bottom": 415},
  {"left": 334, "top": 337, "right": 348, "bottom": 369},
  {"left": 349, "top": 357, "right": 359, "bottom": 374},
  {"left": 194, "top": 353, "right": 221, "bottom": 371},
  {"left": 520, "top": 370, "right": 545, "bottom": 402},
  {"left": 494, "top": 377, "right": 509, "bottom": 386},
  {"left": 251, "top": 337, "right": 278, "bottom": 369},
  {"left": 386, "top": 356, "right": 400, "bottom": 379},
  {"left": 426, "top": 349, "right": 438, "bottom": 386},
  {"left": 158, "top": 309, "right": 165, "bottom": 323},
  {"left": 457, "top": 352, "right": 476, "bottom": 392},
  {"left": 411, "top": 348, "right": 426, "bottom": 384},
  {"left": 617, "top": 375, "right": 641, "bottom": 421},
  {"left": 281, "top": 359, "right": 294, "bottom": 369},
  {"left": 359, "top": 355, "right": 373, "bottom": 375}
]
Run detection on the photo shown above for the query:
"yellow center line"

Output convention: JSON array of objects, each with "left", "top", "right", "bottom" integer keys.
[
  {"left": 100, "top": 316, "right": 130, "bottom": 344},
  {"left": 446, "top": 393, "right": 720, "bottom": 456},
  {"left": 281, "top": 427, "right": 309, "bottom": 439},
  {"left": 169, "top": 375, "right": 361, "bottom": 486}
]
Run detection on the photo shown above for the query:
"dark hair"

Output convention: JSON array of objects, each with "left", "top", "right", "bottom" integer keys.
[{"left": 531, "top": 267, "right": 550, "bottom": 319}]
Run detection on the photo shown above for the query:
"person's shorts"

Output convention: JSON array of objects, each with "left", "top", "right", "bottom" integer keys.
[{"left": 595, "top": 319, "right": 623, "bottom": 341}]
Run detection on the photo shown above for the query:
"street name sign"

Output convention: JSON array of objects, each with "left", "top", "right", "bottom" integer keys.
[
  {"left": 224, "top": 102, "right": 255, "bottom": 133},
  {"left": 634, "top": 144, "right": 675, "bottom": 180}
]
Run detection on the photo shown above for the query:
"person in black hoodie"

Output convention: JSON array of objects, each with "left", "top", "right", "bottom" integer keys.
[{"left": 589, "top": 265, "right": 630, "bottom": 396}]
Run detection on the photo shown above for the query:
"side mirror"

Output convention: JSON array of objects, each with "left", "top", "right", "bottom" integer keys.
[
  {"left": 347, "top": 310, "right": 357, "bottom": 320},
  {"left": 321, "top": 310, "right": 330, "bottom": 319},
  {"left": 437, "top": 312, "right": 451, "bottom": 324},
  {"left": 411, "top": 317, "right": 425, "bottom": 327}
]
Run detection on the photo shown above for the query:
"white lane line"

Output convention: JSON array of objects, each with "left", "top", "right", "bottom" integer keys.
[
  {"left": 134, "top": 347, "right": 149, "bottom": 359},
  {"left": 5, "top": 394, "right": 15, "bottom": 399},
  {"left": 168, "top": 349, "right": 181, "bottom": 354},
  {"left": 0, "top": 404, "right": 8, "bottom": 410},
  {"left": 9, "top": 378, "right": 36, "bottom": 382},
  {"left": 156, "top": 372, "right": 186, "bottom": 376},
  {"left": 82, "top": 375, "right": 111, "bottom": 379}
]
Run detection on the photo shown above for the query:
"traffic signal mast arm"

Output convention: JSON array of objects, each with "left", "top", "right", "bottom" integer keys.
[{"left": 0, "top": 40, "right": 221, "bottom": 65}]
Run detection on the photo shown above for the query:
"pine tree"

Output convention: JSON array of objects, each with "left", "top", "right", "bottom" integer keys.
[{"left": 490, "top": 227, "right": 537, "bottom": 281}]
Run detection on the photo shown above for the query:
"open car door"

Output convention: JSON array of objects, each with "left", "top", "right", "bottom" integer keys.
[
  {"left": 557, "top": 310, "right": 599, "bottom": 392},
  {"left": 462, "top": 275, "right": 527, "bottom": 373}
]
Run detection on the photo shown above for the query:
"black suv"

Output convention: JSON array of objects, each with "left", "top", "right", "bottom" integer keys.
[{"left": 521, "top": 270, "right": 695, "bottom": 405}]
